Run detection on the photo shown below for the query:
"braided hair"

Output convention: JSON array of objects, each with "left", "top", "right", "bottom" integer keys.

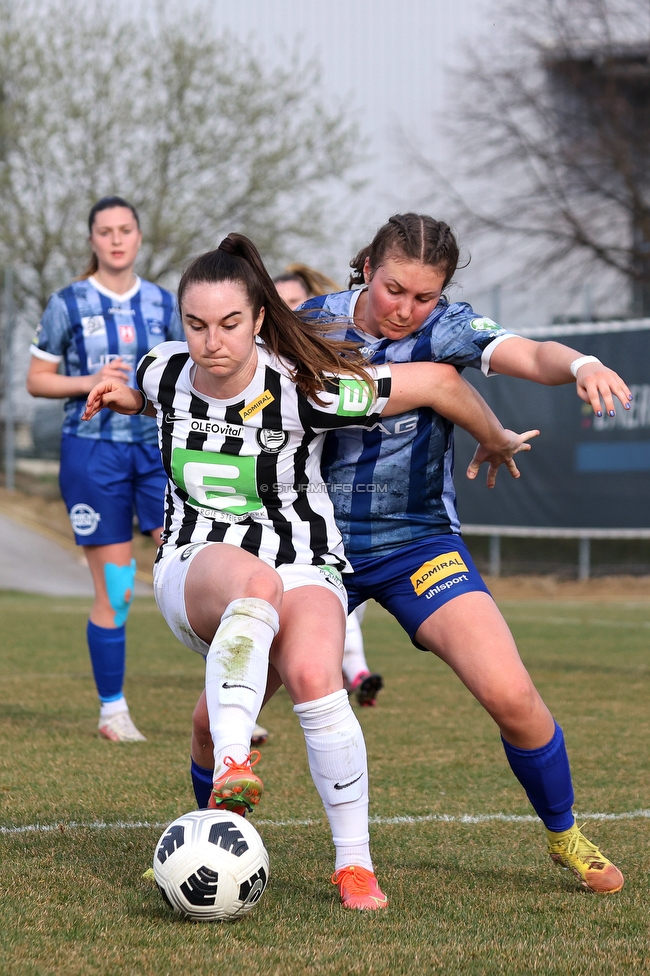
[{"left": 349, "top": 213, "right": 460, "bottom": 289}]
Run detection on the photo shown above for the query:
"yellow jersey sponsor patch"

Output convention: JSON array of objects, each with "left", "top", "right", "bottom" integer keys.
[
  {"left": 410, "top": 551, "right": 468, "bottom": 596},
  {"left": 239, "top": 390, "right": 274, "bottom": 422}
]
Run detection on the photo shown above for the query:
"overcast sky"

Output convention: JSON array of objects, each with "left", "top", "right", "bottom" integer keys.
[{"left": 209, "top": 1, "right": 502, "bottom": 301}]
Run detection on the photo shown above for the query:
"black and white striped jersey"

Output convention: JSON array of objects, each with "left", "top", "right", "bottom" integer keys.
[{"left": 137, "top": 341, "right": 392, "bottom": 570}]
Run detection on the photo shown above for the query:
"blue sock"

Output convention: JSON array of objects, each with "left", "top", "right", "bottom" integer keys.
[
  {"left": 87, "top": 620, "right": 126, "bottom": 703},
  {"left": 191, "top": 758, "right": 214, "bottom": 809},
  {"left": 501, "top": 722, "right": 575, "bottom": 832}
]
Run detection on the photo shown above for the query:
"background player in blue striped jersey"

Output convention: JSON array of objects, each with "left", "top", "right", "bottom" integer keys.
[
  {"left": 298, "top": 212, "right": 632, "bottom": 893},
  {"left": 27, "top": 196, "right": 183, "bottom": 742}
]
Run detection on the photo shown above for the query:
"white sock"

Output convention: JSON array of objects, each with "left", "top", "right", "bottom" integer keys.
[
  {"left": 205, "top": 598, "right": 279, "bottom": 777},
  {"left": 100, "top": 696, "right": 128, "bottom": 719},
  {"left": 294, "top": 688, "right": 373, "bottom": 872},
  {"left": 342, "top": 605, "right": 369, "bottom": 685}
]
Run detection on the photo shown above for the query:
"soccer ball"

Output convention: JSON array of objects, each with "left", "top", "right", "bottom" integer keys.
[{"left": 153, "top": 809, "right": 269, "bottom": 921}]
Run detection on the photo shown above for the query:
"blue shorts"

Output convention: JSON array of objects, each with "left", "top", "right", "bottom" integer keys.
[
  {"left": 345, "top": 534, "right": 491, "bottom": 649},
  {"left": 59, "top": 434, "right": 167, "bottom": 546}
]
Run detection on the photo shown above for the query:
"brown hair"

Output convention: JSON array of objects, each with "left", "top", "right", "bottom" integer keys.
[
  {"left": 274, "top": 263, "right": 341, "bottom": 298},
  {"left": 178, "top": 234, "right": 373, "bottom": 402},
  {"left": 349, "top": 213, "right": 460, "bottom": 289},
  {"left": 77, "top": 196, "right": 140, "bottom": 280}
]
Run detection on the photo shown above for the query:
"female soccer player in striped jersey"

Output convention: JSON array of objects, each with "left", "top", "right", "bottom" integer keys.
[
  {"left": 27, "top": 196, "right": 183, "bottom": 743},
  {"left": 83, "top": 233, "right": 534, "bottom": 909},
  {"left": 298, "top": 213, "right": 631, "bottom": 894}
]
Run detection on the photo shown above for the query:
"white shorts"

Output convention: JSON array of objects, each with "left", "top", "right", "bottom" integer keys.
[{"left": 153, "top": 541, "right": 348, "bottom": 655}]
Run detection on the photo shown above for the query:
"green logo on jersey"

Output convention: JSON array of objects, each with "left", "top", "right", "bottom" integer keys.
[
  {"left": 336, "top": 378, "right": 373, "bottom": 417},
  {"left": 171, "top": 448, "right": 263, "bottom": 516},
  {"left": 470, "top": 316, "right": 501, "bottom": 332}
]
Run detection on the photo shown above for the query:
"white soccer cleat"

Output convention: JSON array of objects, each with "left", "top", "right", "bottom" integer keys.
[
  {"left": 251, "top": 723, "right": 268, "bottom": 746},
  {"left": 98, "top": 710, "right": 147, "bottom": 743}
]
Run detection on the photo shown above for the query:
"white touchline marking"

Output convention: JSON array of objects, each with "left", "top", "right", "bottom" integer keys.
[{"left": 2, "top": 809, "right": 650, "bottom": 836}]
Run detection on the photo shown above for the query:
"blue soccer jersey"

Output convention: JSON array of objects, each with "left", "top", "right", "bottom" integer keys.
[
  {"left": 31, "top": 276, "right": 183, "bottom": 444},
  {"left": 302, "top": 288, "right": 518, "bottom": 557}
]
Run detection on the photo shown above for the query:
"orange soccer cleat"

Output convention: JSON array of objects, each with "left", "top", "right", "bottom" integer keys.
[
  {"left": 331, "top": 865, "right": 388, "bottom": 910},
  {"left": 208, "top": 751, "right": 263, "bottom": 816}
]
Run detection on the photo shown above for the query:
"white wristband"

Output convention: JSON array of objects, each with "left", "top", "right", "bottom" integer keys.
[{"left": 570, "top": 355, "right": 601, "bottom": 378}]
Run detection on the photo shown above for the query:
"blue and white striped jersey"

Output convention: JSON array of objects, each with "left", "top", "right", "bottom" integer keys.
[
  {"left": 31, "top": 276, "right": 183, "bottom": 444},
  {"left": 301, "top": 288, "right": 517, "bottom": 557}
]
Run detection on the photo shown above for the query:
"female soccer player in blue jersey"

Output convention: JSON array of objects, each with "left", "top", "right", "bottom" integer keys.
[
  {"left": 83, "top": 233, "right": 534, "bottom": 909},
  {"left": 275, "top": 265, "right": 381, "bottom": 708},
  {"left": 27, "top": 196, "right": 183, "bottom": 742},
  {"left": 298, "top": 212, "right": 631, "bottom": 894}
]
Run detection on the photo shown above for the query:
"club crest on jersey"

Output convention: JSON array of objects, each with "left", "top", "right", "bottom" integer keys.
[
  {"left": 410, "top": 551, "right": 469, "bottom": 596},
  {"left": 470, "top": 316, "right": 501, "bottom": 332},
  {"left": 119, "top": 325, "right": 135, "bottom": 343},
  {"left": 256, "top": 429, "right": 289, "bottom": 453},
  {"left": 240, "top": 390, "right": 274, "bottom": 422},
  {"left": 336, "top": 379, "right": 372, "bottom": 416}
]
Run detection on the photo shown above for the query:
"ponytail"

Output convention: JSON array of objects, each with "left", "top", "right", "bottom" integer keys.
[{"left": 178, "top": 234, "right": 374, "bottom": 402}]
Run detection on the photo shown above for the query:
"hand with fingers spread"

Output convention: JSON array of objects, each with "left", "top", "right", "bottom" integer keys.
[
  {"left": 466, "top": 428, "right": 540, "bottom": 488},
  {"left": 574, "top": 361, "right": 633, "bottom": 418},
  {"left": 82, "top": 382, "right": 145, "bottom": 421}
]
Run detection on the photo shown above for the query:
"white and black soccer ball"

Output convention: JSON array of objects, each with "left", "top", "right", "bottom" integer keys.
[{"left": 153, "top": 809, "right": 269, "bottom": 921}]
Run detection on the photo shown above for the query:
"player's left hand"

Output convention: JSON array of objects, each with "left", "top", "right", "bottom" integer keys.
[
  {"left": 466, "top": 428, "right": 539, "bottom": 489},
  {"left": 575, "top": 362, "right": 632, "bottom": 417}
]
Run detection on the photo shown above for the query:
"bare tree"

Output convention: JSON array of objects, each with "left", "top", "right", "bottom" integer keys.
[
  {"left": 416, "top": 0, "right": 650, "bottom": 315},
  {"left": 0, "top": 0, "right": 361, "bottom": 315}
]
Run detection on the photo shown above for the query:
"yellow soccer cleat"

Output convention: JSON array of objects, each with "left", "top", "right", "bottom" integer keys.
[{"left": 547, "top": 822, "right": 624, "bottom": 893}]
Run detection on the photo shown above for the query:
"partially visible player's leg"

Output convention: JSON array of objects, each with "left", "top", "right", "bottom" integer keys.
[
  {"left": 84, "top": 542, "right": 145, "bottom": 742},
  {"left": 60, "top": 436, "right": 146, "bottom": 742},
  {"left": 190, "top": 663, "right": 282, "bottom": 806},
  {"left": 271, "top": 578, "right": 386, "bottom": 909},
  {"left": 342, "top": 603, "right": 383, "bottom": 707},
  {"left": 173, "top": 542, "right": 281, "bottom": 813},
  {"left": 414, "top": 591, "right": 623, "bottom": 892}
]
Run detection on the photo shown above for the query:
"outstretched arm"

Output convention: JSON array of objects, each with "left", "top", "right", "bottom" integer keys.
[
  {"left": 383, "top": 362, "right": 538, "bottom": 487},
  {"left": 488, "top": 336, "right": 632, "bottom": 417}
]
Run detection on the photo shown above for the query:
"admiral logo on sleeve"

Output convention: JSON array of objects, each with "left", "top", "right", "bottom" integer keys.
[{"left": 410, "top": 551, "right": 469, "bottom": 596}]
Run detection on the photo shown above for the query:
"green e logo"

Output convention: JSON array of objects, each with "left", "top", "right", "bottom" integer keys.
[
  {"left": 171, "top": 448, "right": 263, "bottom": 516},
  {"left": 336, "top": 378, "right": 373, "bottom": 417}
]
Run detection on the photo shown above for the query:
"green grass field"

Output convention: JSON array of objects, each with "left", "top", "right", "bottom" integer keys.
[{"left": 1, "top": 593, "right": 649, "bottom": 975}]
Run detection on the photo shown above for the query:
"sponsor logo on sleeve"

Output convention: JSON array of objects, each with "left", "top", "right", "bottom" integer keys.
[
  {"left": 240, "top": 390, "right": 275, "bottom": 422},
  {"left": 470, "top": 316, "right": 501, "bottom": 332},
  {"left": 410, "top": 551, "right": 469, "bottom": 596},
  {"left": 336, "top": 378, "right": 372, "bottom": 416}
]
